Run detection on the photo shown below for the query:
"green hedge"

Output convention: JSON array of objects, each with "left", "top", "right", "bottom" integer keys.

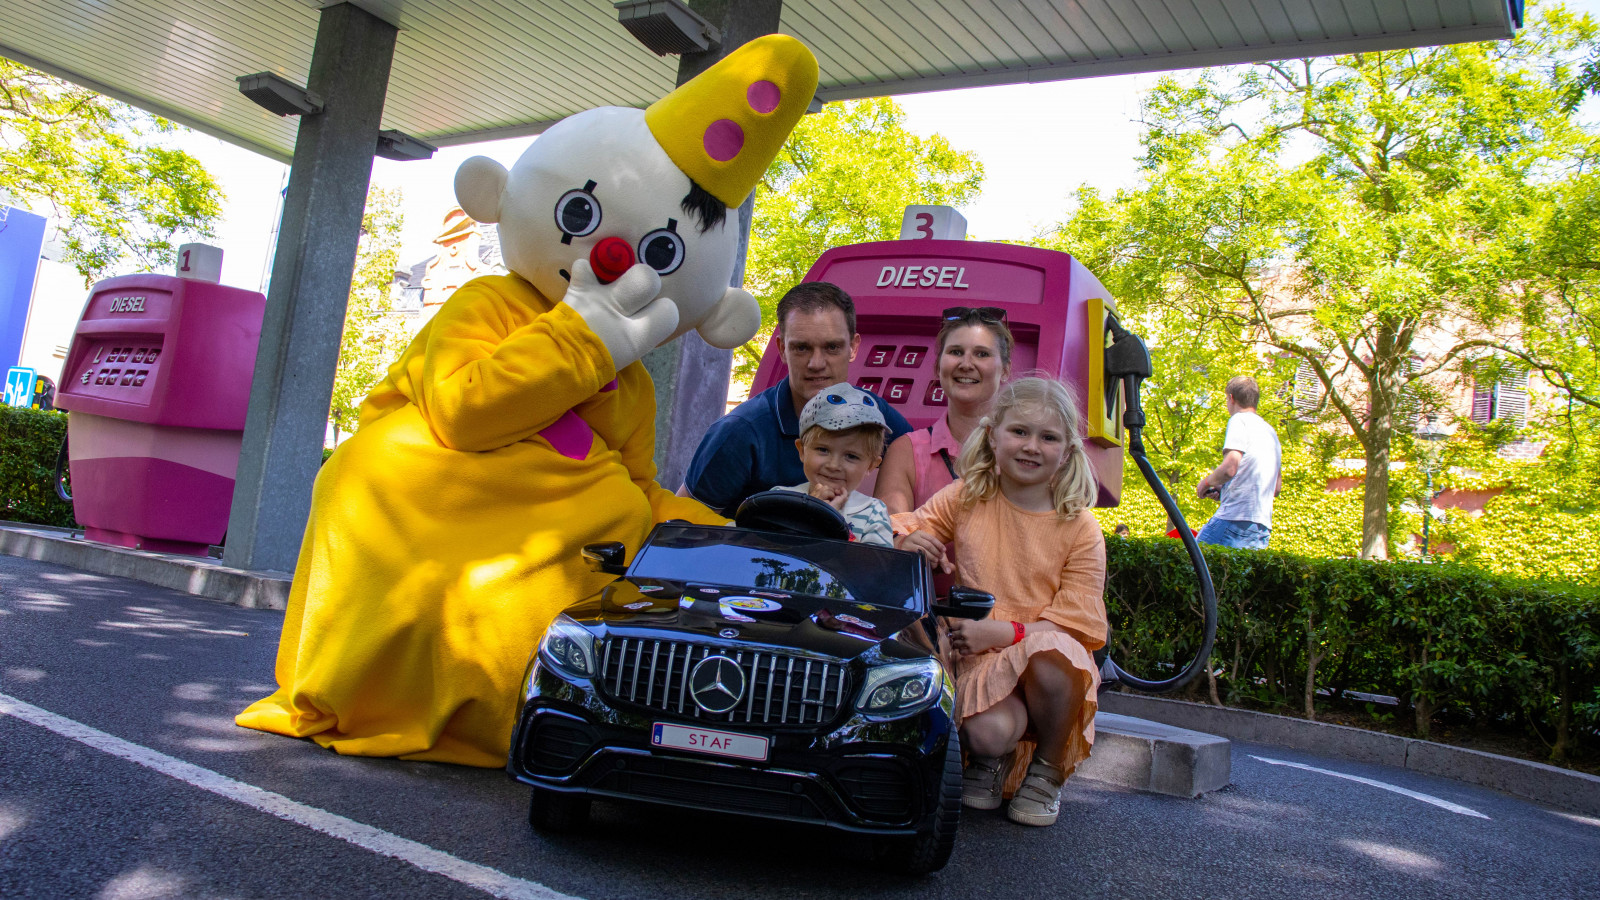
[
  {"left": 1106, "top": 536, "right": 1600, "bottom": 763},
  {"left": 0, "top": 406, "right": 74, "bottom": 527}
]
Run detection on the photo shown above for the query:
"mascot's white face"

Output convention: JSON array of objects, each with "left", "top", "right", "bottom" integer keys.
[{"left": 453, "top": 107, "right": 757, "bottom": 349}]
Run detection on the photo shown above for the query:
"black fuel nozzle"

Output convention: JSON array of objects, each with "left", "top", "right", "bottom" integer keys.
[
  {"left": 1104, "top": 314, "right": 1152, "bottom": 380},
  {"left": 1103, "top": 314, "right": 1152, "bottom": 434}
]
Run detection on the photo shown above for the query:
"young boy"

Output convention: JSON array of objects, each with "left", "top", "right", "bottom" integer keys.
[{"left": 777, "top": 382, "right": 894, "bottom": 546}]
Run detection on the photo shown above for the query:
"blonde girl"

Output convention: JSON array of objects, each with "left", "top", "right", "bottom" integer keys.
[{"left": 893, "top": 376, "right": 1107, "bottom": 827}]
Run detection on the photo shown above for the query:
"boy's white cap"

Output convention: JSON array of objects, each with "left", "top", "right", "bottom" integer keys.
[{"left": 798, "top": 382, "right": 888, "bottom": 434}]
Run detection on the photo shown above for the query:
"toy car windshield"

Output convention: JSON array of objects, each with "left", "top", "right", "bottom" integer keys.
[{"left": 631, "top": 524, "right": 921, "bottom": 610}]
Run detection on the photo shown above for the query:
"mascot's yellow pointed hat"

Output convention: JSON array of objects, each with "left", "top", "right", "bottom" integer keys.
[{"left": 646, "top": 33, "right": 819, "bottom": 209}]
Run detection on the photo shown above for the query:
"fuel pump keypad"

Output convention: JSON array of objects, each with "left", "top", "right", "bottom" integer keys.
[
  {"left": 851, "top": 344, "right": 946, "bottom": 407},
  {"left": 77, "top": 342, "right": 160, "bottom": 399}
]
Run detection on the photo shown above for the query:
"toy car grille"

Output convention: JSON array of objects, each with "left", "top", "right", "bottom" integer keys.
[{"left": 599, "top": 637, "right": 850, "bottom": 727}]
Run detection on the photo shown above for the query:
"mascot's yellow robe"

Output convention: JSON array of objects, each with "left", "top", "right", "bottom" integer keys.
[{"left": 236, "top": 274, "right": 724, "bottom": 767}]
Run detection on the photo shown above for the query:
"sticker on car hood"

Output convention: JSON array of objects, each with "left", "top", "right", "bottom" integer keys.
[
  {"left": 814, "top": 607, "right": 882, "bottom": 641},
  {"left": 833, "top": 613, "right": 876, "bottom": 632},
  {"left": 719, "top": 596, "right": 782, "bottom": 613}
]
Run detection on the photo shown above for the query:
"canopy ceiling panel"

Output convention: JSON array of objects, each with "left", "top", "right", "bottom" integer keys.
[{"left": 0, "top": 0, "right": 1516, "bottom": 163}]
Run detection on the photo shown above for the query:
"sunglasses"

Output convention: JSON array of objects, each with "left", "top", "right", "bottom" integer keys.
[{"left": 942, "top": 306, "right": 1007, "bottom": 324}]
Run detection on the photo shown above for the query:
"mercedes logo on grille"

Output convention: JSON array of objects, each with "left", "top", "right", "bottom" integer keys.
[{"left": 690, "top": 655, "right": 746, "bottom": 714}]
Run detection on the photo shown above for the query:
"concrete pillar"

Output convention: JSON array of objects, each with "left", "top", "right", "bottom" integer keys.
[
  {"left": 223, "top": 3, "right": 397, "bottom": 572},
  {"left": 643, "top": 0, "right": 782, "bottom": 492}
]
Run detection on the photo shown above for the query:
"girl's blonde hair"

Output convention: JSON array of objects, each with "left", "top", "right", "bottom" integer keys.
[{"left": 956, "top": 375, "right": 1098, "bottom": 519}]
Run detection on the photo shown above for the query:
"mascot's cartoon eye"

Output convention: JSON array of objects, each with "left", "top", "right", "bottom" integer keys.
[
  {"left": 554, "top": 185, "right": 602, "bottom": 239},
  {"left": 826, "top": 394, "right": 845, "bottom": 405},
  {"left": 638, "top": 226, "right": 686, "bottom": 275}
]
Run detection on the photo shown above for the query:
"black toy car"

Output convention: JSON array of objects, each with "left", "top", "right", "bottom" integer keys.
[{"left": 508, "top": 491, "right": 994, "bottom": 873}]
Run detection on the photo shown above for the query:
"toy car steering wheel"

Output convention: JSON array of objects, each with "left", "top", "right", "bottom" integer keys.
[{"left": 734, "top": 490, "right": 852, "bottom": 541}]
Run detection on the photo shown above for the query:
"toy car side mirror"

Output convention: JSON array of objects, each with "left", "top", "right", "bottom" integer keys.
[
  {"left": 582, "top": 541, "right": 628, "bottom": 576},
  {"left": 932, "top": 585, "right": 994, "bottom": 620}
]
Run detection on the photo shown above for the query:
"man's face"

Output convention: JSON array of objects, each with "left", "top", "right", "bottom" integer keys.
[
  {"left": 779, "top": 307, "right": 860, "bottom": 404},
  {"left": 1225, "top": 394, "right": 1240, "bottom": 415}
]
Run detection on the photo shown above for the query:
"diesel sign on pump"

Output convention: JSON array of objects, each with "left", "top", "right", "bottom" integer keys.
[
  {"left": 107, "top": 296, "right": 147, "bottom": 313},
  {"left": 876, "top": 265, "right": 971, "bottom": 290}
]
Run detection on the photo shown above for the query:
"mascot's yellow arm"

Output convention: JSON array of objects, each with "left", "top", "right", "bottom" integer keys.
[{"left": 236, "top": 274, "right": 724, "bottom": 767}]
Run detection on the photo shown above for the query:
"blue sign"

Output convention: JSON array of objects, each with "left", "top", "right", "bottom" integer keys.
[{"left": 5, "top": 366, "right": 36, "bottom": 408}]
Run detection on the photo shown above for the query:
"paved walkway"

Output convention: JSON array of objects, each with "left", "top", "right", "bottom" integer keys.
[{"left": 1, "top": 554, "right": 1595, "bottom": 899}]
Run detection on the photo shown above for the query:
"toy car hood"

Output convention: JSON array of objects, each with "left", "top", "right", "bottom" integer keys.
[{"left": 571, "top": 578, "right": 927, "bottom": 660}]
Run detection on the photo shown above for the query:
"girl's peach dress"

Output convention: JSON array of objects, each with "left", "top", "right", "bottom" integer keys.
[{"left": 893, "top": 480, "right": 1107, "bottom": 780}]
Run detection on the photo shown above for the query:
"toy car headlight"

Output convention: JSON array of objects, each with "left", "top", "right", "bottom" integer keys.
[
  {"left": 539, "top": 614, "right": 597, "bottom": 678},
  {"left": 855, "top": 659, "right": 943, "bottom": 718}
]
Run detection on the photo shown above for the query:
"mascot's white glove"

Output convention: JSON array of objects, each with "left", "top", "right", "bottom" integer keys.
[{"left": 562, "top": 258, "right": 680, "bottom": 372}]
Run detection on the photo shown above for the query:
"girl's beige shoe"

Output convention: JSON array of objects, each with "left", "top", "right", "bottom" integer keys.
[
  {"left": 960, "top": 753, "right": 1010, "bottom": 810},
  {"left": 1006, "top": 758, "right": 1067, "bottom": 826}
]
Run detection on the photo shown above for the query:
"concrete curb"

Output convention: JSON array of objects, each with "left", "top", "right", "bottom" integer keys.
[
  {"left": 1100, "top": 691, "right": 1600, "bottom": 817},
  {"left": 0, "top": 523, "right": 289, "bottom": 610},
  {"left": 1081, "top": 712, "right": 1232, "bottom": 798}
]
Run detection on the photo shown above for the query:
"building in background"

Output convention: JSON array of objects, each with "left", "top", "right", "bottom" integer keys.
[
  {"left": 391, "top": 208, "right": 505, "bottom": 325},
  {"left": 11, "top": 209, "right": 89, "bottom": 387}
]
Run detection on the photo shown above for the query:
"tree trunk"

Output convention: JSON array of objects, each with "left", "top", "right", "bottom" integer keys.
[
  {"left": 1359, "top": 324, "right": 1406, "bottom": 560},
  {"left": 1359, "top": 376, "right": 1394, "bottom": 561},
  {"left": 1553, "top": 664, "right": 1571, "bottom": 764},
  {"left": 1414, "top": 695, "right": 1434, "bottom": 737},
  {"left": 1359, "top": 450, "right": 1389, "bottom": 559},
  {"left": 1304, "top": 610, "right": 1326, "bottom": 721},
  {"left": 1263, "top": 652, "right": 1278, "bottom": 705},
  {"left": 1413, "top": 644, "right": 1432, "bottom": 737}
]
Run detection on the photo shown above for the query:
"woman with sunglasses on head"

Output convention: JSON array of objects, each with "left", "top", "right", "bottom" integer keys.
[{"left": 876, "top": 306, "right": 1013, "bottom": 514}]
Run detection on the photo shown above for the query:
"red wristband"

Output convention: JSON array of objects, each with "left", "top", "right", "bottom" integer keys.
[{"left": 1011, "top": 621, "right": 1025, "bottom": 645}]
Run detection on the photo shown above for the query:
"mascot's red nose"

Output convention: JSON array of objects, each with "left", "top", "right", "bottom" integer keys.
[{"left": 589, "top": 237, "right": 635, "bottom": 284}]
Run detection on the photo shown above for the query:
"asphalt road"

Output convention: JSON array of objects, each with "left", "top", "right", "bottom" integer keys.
[{"left": 2, "top": 554, "right": 1597, "bottom": 900}]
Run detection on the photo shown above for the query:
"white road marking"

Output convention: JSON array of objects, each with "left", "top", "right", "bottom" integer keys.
[
  {"left": 1251, "top": 754, "right": 1490, "bottom": 819},
  {"left": 0, "top": 692, "right": 579, "bottom": 900}
]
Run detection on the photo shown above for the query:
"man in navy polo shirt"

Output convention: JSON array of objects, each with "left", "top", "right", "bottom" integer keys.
[{"left": 684, "top": 282, "right": 913, "bottom": 518}]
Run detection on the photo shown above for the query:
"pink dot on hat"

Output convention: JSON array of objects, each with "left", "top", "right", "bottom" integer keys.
[
  {"left": 747, "top": 80, "right": 781, "bottom": 114},
  {"left": 703, "top": 119, "right": 744, "bottom": 162}
]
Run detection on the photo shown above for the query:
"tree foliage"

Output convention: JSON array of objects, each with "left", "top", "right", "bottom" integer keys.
[
  {"left": 739, "top": 98, "right": 983, "bottom": 379},
  {"left": 329, "top": 187, "right": 410, "bottom": 441},
  {"left": 1050, "top": 6, "right": 1600, "bottom": 558},
  {"left": 0, "top": 61, "right": 222, "bottom": 281}
]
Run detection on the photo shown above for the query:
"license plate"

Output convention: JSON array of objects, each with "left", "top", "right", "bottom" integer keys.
[{"left": 651, "top": 722, "right": 769, "bottom": 761}]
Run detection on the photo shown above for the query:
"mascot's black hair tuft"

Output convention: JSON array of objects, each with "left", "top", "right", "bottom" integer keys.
[{"left": 681, "top": 180, "right": 727, "bottom": 233}]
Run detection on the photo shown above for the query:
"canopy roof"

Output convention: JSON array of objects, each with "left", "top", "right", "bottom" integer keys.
[{"left": 0, "top": 0, "right": 1518, "bottom": 163}]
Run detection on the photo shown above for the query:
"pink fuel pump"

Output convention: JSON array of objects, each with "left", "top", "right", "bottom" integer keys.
[
  {"left": 53, "top": 245, "right": 265, "bottom": 556},
  {"left": 751, "top": 208, "right": 1218, "bottom": 693}
]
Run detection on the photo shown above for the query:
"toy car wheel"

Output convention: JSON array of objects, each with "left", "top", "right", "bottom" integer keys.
[
  {"left": 527, "top": 786, "right": 590, "bottom": 833},
  {"left": 875, "top": 733, "right": 963, "bottom": 875}
]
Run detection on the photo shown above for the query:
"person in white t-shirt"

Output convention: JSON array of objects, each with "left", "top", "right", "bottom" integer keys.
[{"left": 1195, "top": 376, "right": 1282, "bottom": 550}]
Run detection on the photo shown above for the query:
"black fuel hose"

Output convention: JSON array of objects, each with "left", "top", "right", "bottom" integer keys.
[
  {"left": 54, "top": 433, "right": 71, "bottom": 502},
  {"left": 1102, "top": 317, "right": 1218, "bottom": 693}
]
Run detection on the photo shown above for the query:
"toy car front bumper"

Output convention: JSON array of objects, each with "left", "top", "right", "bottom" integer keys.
[{"left": 508, "top": 665, "right": 954, "bottom": 835}]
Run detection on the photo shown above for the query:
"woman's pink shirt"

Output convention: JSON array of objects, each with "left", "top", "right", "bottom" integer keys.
[{"left": 908, "top": 414, "right": 967, "bottom": 508}]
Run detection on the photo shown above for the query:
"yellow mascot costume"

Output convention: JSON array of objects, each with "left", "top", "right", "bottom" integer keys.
[{"left": 237, "top": 36, "right": 819, "bottom": 767}]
